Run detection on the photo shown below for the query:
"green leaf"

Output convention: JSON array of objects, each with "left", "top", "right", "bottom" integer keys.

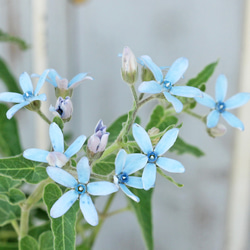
[
  {"left": 38, "top": 231, "right": 54, "bottom": 250},
  {"left": 128, "top": 188, "right": 154, "bottom": 250},
  {"left": 0, "top": 57, "right": 20, "bottom": 93},
  {"left": 0, "top": 175, "right": 21, "bottom": 193},
  {"left": 0, "top": 195, "right": 20, "bottom": 226},
  {"left": 44, "top": 183, "right": 79, "bottom": 250},
  {"left": 170, "top": 137, "right": 204, "bottom": 157},
  {"left": 19, "top": 235, "right": 38, "bottom": 250},
  {"left": 157, "top": 168, "right": 183, "bottom": 187},
  {"left": 107, "top": 114, "right": 140, "bottom": 143},
  {"left": 8, "top": 188, "right": 26, "bottom": 204},
  {"left": 0, "top": 30, "right": 29, "bottom": 50},
  {"left": 29, "top": 222, "right": 51, "bottom": 240},
  {"left": 0, "top": 104, "right": 22, "bottom": 157},
  {"left": 0, "top": 154, "right": 48, "bottom": 184},
  {"left": 92, "top": 153, "right": 116, "bottom": 175},
  {"left": 146, "top": 105, "right": 178, "bottom": 131},
  {"left": 186, "top": 60, "right": 219, "bottom": 90}
]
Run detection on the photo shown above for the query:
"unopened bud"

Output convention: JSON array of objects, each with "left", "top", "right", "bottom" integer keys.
[
  {"left": 207, "top": 123, "right": 227, "bottom": 138},
  {"left": 121, "top": 46, "right": 138, "bottom": 84},
  {"left": 87, "top": 120, "right": 109, "bottom": 159},
  {"left": 49, "top": 96, "right": 73, "bottom": 122}
]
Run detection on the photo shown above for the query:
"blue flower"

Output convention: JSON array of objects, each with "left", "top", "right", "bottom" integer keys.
[
  {"left": 0, "top": 69, "right": 49, "bottom": 119},
  {"left": 132, "top": 124, "right": 185, "bottom": 190},
  {"left": 46, "top": 157, "right": 118, "bottom": 226},
  {"left": 195, "top": 74, "right": 250, "bottom": 130},
  {"left": 46, "top": 69, "right": 93, "bottom": 90},
  {"left": 138, "top": 56, "right": 202, "bottom": 113},
  {"left": 23, "top": 122, "right": 86, "bottom": 168},
  {"left": 113, "top": 149, "right": 147, "bottom": 202}
]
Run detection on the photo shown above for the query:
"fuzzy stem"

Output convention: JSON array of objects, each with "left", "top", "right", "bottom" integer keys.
[
  {"left": 36, "top": 109, "right": 51, "bottom": 124},
  {"left": 19, "top": 178, "right": 52, "bottom": 240}
]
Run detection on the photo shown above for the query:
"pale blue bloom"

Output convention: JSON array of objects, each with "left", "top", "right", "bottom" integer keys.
[
  {"left": 113, "top": 149, "right": 147, "bottom": 202},
  {"left": 138, "top": 56, "right": 203, "bottom": 113},
  {"left": 195, "top": 74, "right": 250, "bottom": 130},
  {"left": 45, "top": 69, "right": 93, "bottom": 90},
  {"left": 0, "top": 69, "right": 49, "bottom": 119},
  {"left": 23, "top": 122, "right": 86, "bottom": 168},
  {"left": 132, "top": 124, "right": 185, "bottom": 190},
  {"left": 46, "top": 157, "right": 118, "bottom": 226}
]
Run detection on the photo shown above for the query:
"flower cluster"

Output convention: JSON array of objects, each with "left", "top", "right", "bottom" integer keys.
[{"left": 0, "top": 46, "right": 249, "bottom": 229}]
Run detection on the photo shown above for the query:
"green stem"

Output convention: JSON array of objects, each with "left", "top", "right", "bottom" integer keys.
[
  {"left": 19, "top": 178, "right": 52, "bottom": 239},
  {"left": 184, "top": 109, "right": 204, "bottom": 120},
  {"left": 11, "top": 220, "right": 20, "bottom": 236},
  {"left": 130, "top": 84, "right": 138, "bottom": 104},
  {"left": 36, "top": 109, "right": 51, "bottom": 124},
  {"left": 107, "top": 206, "right": 130, "bottom": 217}
]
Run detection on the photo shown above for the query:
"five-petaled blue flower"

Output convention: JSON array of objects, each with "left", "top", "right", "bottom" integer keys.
[
  {"left": 46, "top": 157, "right": 118, "bottom": 226},
  {"left": 195, "top": 74, "right": 250, "bottom": 130},
  {"left": 0, "top": 69, "right": 49, "bottom": 119},
  {"left": 113, "top": 149, "right": 148, "bottom": 202},
  {"left": 132, "top": 124, "right": 185, "bottom": 190},
  {"left": 138, "top": 56, "right": 202, "bottom": 113},
  {"left": 23, "top": 122, "right": 86, "bottom": 168}
]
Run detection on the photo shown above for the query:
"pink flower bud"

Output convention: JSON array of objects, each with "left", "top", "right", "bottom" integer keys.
[
  {"left": 49, "top": 96, "right": 73, "bottom": 121},
  {"left": 121, "top": 46, "right": 138, "bottom": 84},
  {"left": 207, "top": 123, "right": 227, "bottom": 138},
  {"left": 87, "top": 120, "right": 109, "bottom": 155}
]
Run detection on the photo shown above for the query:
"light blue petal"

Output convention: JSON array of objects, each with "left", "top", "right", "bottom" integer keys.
[
  {"left": 23, "top": 148, "right": 49, "bottom": 163},
  {"left": 154, "top": 128, "right": 179, "bottom": 156},
  {"left": 142, "top": 163, "right": 156, "bottom": 190},
  {"left": 87, "top": 182, "right": 118, "bottom": 195},
  {"left": 68, "top": 73, "right": 93, "bottom": 88},
  {"left": 170, "top": 86, "right": 203, "bottom": 98},
  {"left": 164, "top": 57, "right": 188, "bottom": 84},
  {"left": 215, "top": 74, "right": 227, "bottom": 102},
  {"left": 0, "top": 92, "right": 24, "bottom": 103},
  {"left": 80, "top": 193, "right": 98, "bottom": 226},
  {"left": 6, "top": 101, "right": 29, "bottom": 119},
  {"left": 163, "top": 92, "right": 183, "bottom": 113},
  {"left": 47, "top": 69, "right": 60, "bottom": 87},
  {"left": 140, "top": 55, "right": 163, "bottom": 83},
  {"left": 19, "top": 72, "right": 33, "bottom": 94},
  {"left": 34, "top": 69, "right": 50, "bottom": 95},
  {"left": 195, "top": 92, "right": 215, "bottom": 109},
  {"left": 115, "top": 149, "right": 127, "bottom": 175},
  {"left": 207, "top": 110, "right": 220, "bottom": 128},
  {"left": 123, "top": 153, "right": 148, "bottom": 175},
  {"left": 221, "top": 111, "right": 244, "bottom": 131},
  {"left": 64, "top": 135, "right": 86, "bottom": 158},
  {"left": 138, "top": 81, "right": 162, "bottom": 94},
  {"left": 77, "top": 157, "right": 90, "bottom": 184},
  {"left": 46, "top": 166, "right": 78, "bottom": 188},
  {"left": 126, "top": 176, "right": 143, "bottom": 189},
  {"left": 119, "top": 183, "right": 140, "bottom": 202},
  {"left": 29, "top": 93, "right": 47, "bottom": 102},
  {"left": 156, "top": 157, "right": 185, "bottom": 173},
  {"left": 50, "top": 190, "right": 78, "bottom": 218},
  {"left": 49, "top": 123, "right": 64, "bottom": 153},
  {"left": 132, "top": 123, "right": 153, "bottom": 154},
  {"left": 225, "top": 93, "right": 250, "bottom": 110}
]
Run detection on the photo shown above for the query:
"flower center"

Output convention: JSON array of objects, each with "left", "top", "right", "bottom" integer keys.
[
  {"left": 75, "top": 184, "right": 86, "bottom": 194},
  {"left": 162, "top": 81, "right": 172, "bottom": 91},
  {"left": 117, "top": 172, "right": 129, "bottom": 184},
  {"left": 23, "top": 91, "right": 34, "bottom": 100},
  {"left": 147, "top": 151, "right": 158, "bottom": 163},
  {"left": 215, "top": 101, "right": 226, "bottom": 113}
]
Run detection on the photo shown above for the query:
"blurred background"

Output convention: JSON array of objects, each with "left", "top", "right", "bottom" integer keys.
[{"left": 0, "top": 0, "right": 249, "bottom": 249}]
